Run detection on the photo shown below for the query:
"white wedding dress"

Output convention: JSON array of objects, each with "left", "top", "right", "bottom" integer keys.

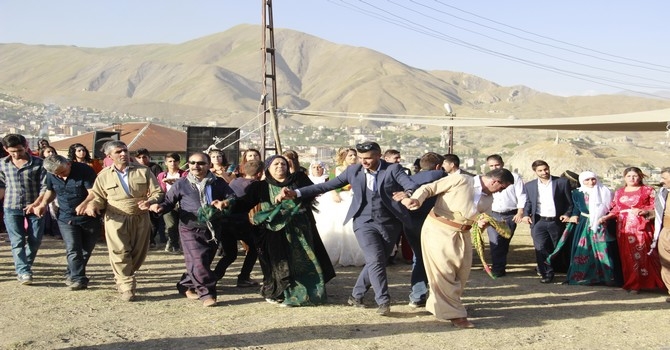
[{"left": 310, "top": 178, "right": 366, "bottom": 267}]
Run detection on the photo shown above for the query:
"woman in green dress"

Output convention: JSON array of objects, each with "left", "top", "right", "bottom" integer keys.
[
  {"left": 235, "top": 154, "right": 335, "bottom": 306},
  {"left": 548, "top": 171, "right": 622, "bottom": 286}
]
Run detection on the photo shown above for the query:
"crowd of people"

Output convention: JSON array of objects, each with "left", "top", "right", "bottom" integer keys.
[{"left": 1, "top": 133, "right": 669, "bottom": 328}]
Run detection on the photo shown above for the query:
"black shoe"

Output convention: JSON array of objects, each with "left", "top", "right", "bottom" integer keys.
[
  {"left": 540, "top": 274, "right": 554, "bottom": 284},
  {"left": 376, "top": 303, "right": 391, "bottom": 316},
  {"left": 347, "top": 295, "right": 365, "bottom": 308},
  {"left": 236, "top": 279, "right": 259, "bottom": 288},
  {"left": 69, "top": 282, "right": 88, "bottom": 291},
  {"left": 492, "top": 271, "right": 506, "bottom": 278},
  {"left": 408, "top": 299, "right": 426, "bottom": 308}
]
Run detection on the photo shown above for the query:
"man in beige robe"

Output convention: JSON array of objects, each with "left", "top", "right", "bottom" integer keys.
[
  {"left": 652, "top": 167, "right": 670, "bottom": 302},
  {"left": 401, "top": 168, "right": 514, "bottom": 328},
  {"left": 82, "top": 140, "right": 163, "bottom": 301}
]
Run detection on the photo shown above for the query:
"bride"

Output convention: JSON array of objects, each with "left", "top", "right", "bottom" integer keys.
[{"left": 310, "top": 148, "right": 365, "bottom": 267}]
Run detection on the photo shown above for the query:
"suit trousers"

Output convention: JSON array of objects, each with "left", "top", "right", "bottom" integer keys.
[
  {"left": 530, "top": 217, "right": 563, "bottom": 277},
  {"left": 486, "top": 211, "right": 518, "bottom": 274},
  {"left": 352, "top": 218, "right": 402, "bottom": 305}
]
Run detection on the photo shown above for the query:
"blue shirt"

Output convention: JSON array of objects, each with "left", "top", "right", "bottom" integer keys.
[
  {"left": 46, "top": 162, "right": 97, "bottom": 224},
  {"left": 0, "top": 155, "right": 46, "bottom": 210}
]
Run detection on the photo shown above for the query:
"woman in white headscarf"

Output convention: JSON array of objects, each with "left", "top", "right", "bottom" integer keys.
[{"left": 547, "top": 171, "right": 622, "bottom": 286}]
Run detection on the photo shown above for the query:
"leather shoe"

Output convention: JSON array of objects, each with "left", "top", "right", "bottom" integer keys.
[
  {"left": 408, "top": 299, "right": 426, "bottom": 308},
  {"left": 450, "top": 317, "right": 475, "bottom": 329},
  {"left": 665, "top": 297, "right": 670, "bottom": 303},
  {"left": 236, "top": 279, "right": 260, "bottom": 288},
  {"left": 540, "top": 274, "right": 554, "bottom": 284},
  {"left": 376, "top": 303, "right": 391, "bottom": 316},
  {"left": 184, "top": 289, "right": 200, "bottom": 300},
  {"left": 492, "top": 271, "right": 506, "bottom": 278},
  {"left": 347, "top": 295, "right": 365, "bottom": 308},
  {"left": 202, "top": 297, "right": 217, "bottom": 307}
]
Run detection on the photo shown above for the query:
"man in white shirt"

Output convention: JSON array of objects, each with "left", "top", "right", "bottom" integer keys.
[
  {"left": 485, "top": 155, "right": 527, "bottom": 277},
  {"left": 521, "top": 160, "right": 573, "bottom": 283}
]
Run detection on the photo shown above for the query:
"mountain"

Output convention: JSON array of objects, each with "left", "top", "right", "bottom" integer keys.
[{"left": 2, "top": 23, "right": 670, "bottom": 128}]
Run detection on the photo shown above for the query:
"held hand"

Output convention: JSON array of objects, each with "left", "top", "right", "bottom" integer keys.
[
  {"left": 521, "top": 216, "right": 532, "bottom": 225},
  {"left": 477, "top": 218, "right": 488, "bottom": 229},
  {"left": 211, "top": 199, "right": 228, "bottom": 211},
  {"left": 559, "top": 215, "right": 570, "bottom": 223},
  {"left": 401, "top": 198, "right": 420, "bottom": 210},
  {"left": 275, "top": 187, "right": 296, "bottom": 203},
  {"left": 512, "top": 212, "right": 523, "bottom": 224},
  {"left": 83, "top": 204, "right": 100, "bottom": 217},
  {"left": 137, "top": 200, "right": 152, "bottom": 211},
  {"left": 568, "top": 215, "right": 579, "bottom": 223},
  {"left": 331, "top": 191, "right": 342, "bottom": 203},
  {"left": 148, "top": 203, "right": 164, "bottom": 213},
  {"left": 392, "top": 191, "right": 408, "bottom": 202}
]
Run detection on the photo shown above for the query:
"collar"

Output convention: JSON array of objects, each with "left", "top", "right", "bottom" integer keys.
[{"left": 366, "top": 161, "right": 381, "bottom": 174}]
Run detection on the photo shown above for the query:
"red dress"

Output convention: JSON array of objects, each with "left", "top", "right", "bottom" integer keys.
[{"left": 610, "top": 185, "right": 664, "bottom": 291}]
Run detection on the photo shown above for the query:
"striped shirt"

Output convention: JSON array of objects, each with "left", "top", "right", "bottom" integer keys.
[{"left": 0, "top": 155, "right": 47, "bottom": 210}]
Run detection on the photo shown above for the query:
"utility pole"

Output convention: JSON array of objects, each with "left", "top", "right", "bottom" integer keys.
[{"left": 260, "top": 0, "right": 282, "bottom": 158}]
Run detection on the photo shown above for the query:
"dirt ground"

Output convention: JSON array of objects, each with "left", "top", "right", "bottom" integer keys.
[{"left": 1, "top": 226, "right": 669, "bottom": 350}]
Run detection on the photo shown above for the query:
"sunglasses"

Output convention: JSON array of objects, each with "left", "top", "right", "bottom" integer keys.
[
  {"left": 189, "top": 161, "right": 208, "bottom": 166},
  {"left": 356, "top": 143, "right": 379, "bottom": 152}
]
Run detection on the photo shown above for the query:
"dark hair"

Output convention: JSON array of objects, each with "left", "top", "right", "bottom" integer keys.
[
  {"left": 244, "top": 159, "right": 264, "bottom": 176},
  {"left": 208, "top": 148, "right": 229, "bottom": 166},
  {"left": 623, "top": 166, "right": 646, "bottom": 185},
  {"left": 486, "top": 154, "right": 504, "bottom": 164},
  {"left": 560, "top": 170, "right": 580, "bottom": 190},
  {"left": 165, "top": 152, "right": 180, "bottom": 162},
  {"left": 2, "top": 134, "right": 27, "bottom": 148},
  {"left": 135, "top": 148, "right": 150, "bottom": 157},
  {"left": 531, "top": 160, "right": 549, "bottom": 171},
  {"left": 383, "top": 149, "right": 400, "bottom": 158},
  {"left": 356, "top": 142, "right": 381, "bottom": 154},
  {"left": 68, "top": 143, "right": 93, "bottom": 163},
  {"left": 282, "top": 150, "right": 300, "bottom": 171},
  {"left": 39, "top": 146, "right": 57, "bottom": 158},
  {"left": 442, "top": 154, "right": 460, "bottom": 167},
  {"left": 486, "top": 168, "right": 515, "bottom": 185},
  {"left": 419, "top": 152, "right": 444, "bottom": 171}
]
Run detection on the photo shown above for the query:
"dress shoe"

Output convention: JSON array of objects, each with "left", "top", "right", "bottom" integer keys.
[
  {"left": 492, "top": 271, "right": 506, "bottom": 278},
  {"left": 450, "top": 317, "right": 475, "bottom": 329},
  {"left": 408, "top": 299, "right": 426, "bottom": 308},
  {"left": 69, "top": 281, "right": 88, "bottom": 291},
  {"left": 540, "top": 275, "right": 554, "bottom": 284},
  {"left": 120, "top": 290, "right": 136, "bottom": 302},
  {"left": 202, "top": 297, "right": 217, "bottom": 307},
  {"left": 184, "top": 289, "right": 200, "bottom": 300},
  {"left": 665, "top": 297, "right": 670, "bottom": 303},
  {"left": 376, "top": 303, "right": 391, "bottom": 316},
  {"left": 347, "top": 295, "right": 365, "bottom": 308},
  {"left": 236, "top": 279, "right": 260, "bottom": 288}
]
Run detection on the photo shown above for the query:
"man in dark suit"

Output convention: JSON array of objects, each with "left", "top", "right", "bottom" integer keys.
[
  {"left": 279, "top": 141, "right": 418, "bottom": 316},
  {"left": 404, "top": 152, "right": 446, "bottom": 308},
  {"left": 521, "top": 160, "right": 573, "bottom": 283}
]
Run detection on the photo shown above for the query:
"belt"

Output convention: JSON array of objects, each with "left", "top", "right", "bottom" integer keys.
[
  {"left": 536, "top": 215, "right": 556, "bottom": 221},
  {"left": 429, "top": 211, "right": 473, "bottom": 231},
  {"left": 493, "top": 209, "right": 518, "bottom": 216}
]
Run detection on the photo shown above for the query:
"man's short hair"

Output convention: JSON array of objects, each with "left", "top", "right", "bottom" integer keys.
[
  {"left": 356, "top": 141, "right": 381, "bottom": 154},
  {"left": 486, "top": 154, "right": 503, "bottom": 164},
  {"left": 43, "top": 155, "right": 70, "bottom": 174},
  {"left": 2, "top": 134, "right": 27, "bottom": 148},
  {"left": 419, "top": 152, "right": 444, "bottom": 171},
  {"left": 662, "top": 167, "right": 670, "bottom": 175},
  {"left": 383, "top": 149, "right": 400, "bottom": 158},
  {"left": 531, "top": 160, "right": 549, "bottom": 170},
  {"left": 244, "top": 159, "right": 264, "bottom": 176},
  {"left": 135, "top": 148, "right": 150, "bottom": 157},
  {"left": 103, "top": 140, "right": 127, "bottom": 155},
  {"left": 165, "top": 152, "right": 180, "bottom": 162},
  {"left": 442, "top": 154, "right": 460, "bottom": 167},
  {"left": 486, "top": 168, "right": 515, "bottom": 185},
  {"left": 189, "top": 151, "right": 211, "bottom": 164}
]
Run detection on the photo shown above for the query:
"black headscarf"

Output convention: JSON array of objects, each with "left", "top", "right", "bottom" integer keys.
[{"left": 264, "top": 155, "right": 297, "bottom": 187}]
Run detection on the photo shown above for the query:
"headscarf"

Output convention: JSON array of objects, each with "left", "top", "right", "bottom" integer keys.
[
  {"left": 578, "top": 171, "right": 612, "bottom": 232},
  {"left": 308, "top": 160, "right": 329, "bottom": 184},
  {"left": 264, "top": 155, "right": 296, "bottom": 187}
]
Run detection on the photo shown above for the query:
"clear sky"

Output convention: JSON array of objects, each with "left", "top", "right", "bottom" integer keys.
[{"left": 1, "top": 0, "right": 668, "bottom": 97}]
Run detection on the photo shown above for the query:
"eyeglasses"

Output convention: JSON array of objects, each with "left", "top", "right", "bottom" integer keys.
[{"left": 189, "top": 161, "right": 208, "bottom": 166}]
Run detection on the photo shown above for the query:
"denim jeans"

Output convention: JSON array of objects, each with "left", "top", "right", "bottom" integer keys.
[
  {"left": 4, "top": 208, "right": 45, "bottom": 275},
  {"left": 58, "top": 219, "right": 100, "bottom": 284}
]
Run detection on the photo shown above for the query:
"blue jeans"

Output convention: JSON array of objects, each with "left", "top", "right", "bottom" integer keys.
[
  {"left": 58, "top": 219, "right": 100, "bottom": 284},
  {"left": 4, "top": 209, "right": 45, "bottom": 275}
]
